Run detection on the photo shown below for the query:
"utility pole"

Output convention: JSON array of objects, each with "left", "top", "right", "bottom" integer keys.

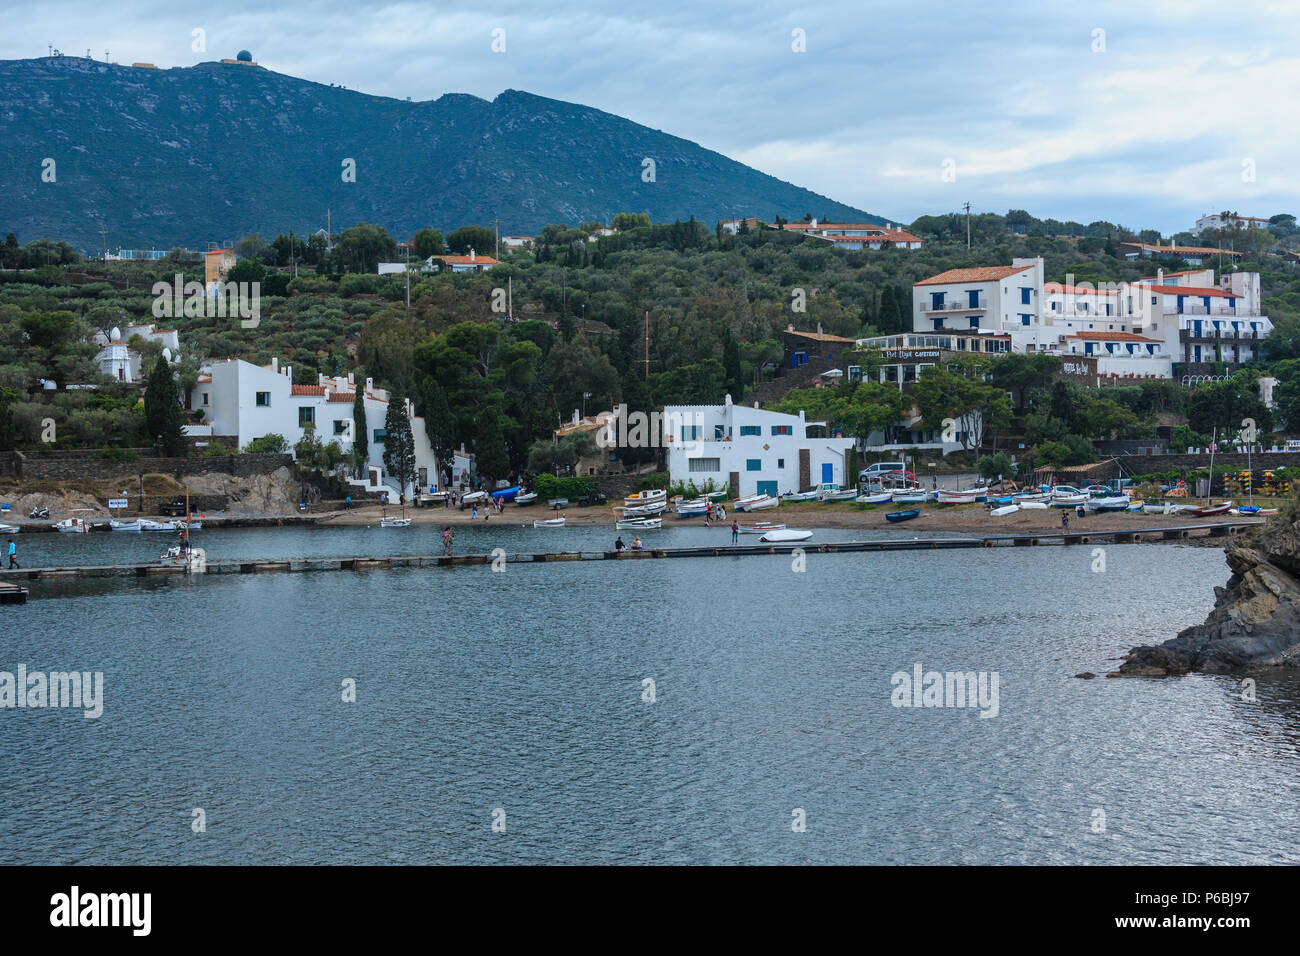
[
  {"left": 644, "top": 310, "right": 650, "bottom": 380},
  {"left": 404, "top": 242, "right": 410, "bottom": 311},
  {"left": 494, "top": 217, "right": 499, "bottom": 260},
  {"left": 963, "top": 201, "right": 972, "bottom": 250}
]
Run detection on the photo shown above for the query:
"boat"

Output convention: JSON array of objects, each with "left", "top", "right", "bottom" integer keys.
[
  {"left": 461, "top": 490, "right": 487, "bottom": 503},
  {"left": 890, "top": 490, "right": 929, "bottom": 504},
  {"left": 1125, "top": 501, "right": 1145, "bottom": 513},
  {"left": 1018, "top": 501, "right": 1049, "bottom": 510},
  {"left": 1012, "top": 491, "right": 1051, "bottom": 503},
  {"left": 490, "top": 485, "right": 522, "bottom": 501},
  {"left": 1050, "top": 493, "right": 1087, "bottom": 507},
  {"left": 380, "top": 516, "right": 412, "bottom": 528},
  {"left": 703, "top": 490, "right": 728, "bottom": 501},
  {"left": 936, "top": 490, "right": 980, "bottom": 504},
  {"left": 515, "top": 492, "right": 538, "bottom": 506},
  {"left": 534, "top": 517, "right": 566, "bottom": 528},
  {"left": 616, "top": 517, "right": 662, "bottom": 530},
  {"left": 110, "top": 518, "right": 143, "bottom": 533},
  {"left": 1193, "top": 502, "right": 1233, "bottom": 517},
  {"left": 1086, "top": 496, "right": 1131, "bottom": 513},
  {"left": 142, "top": 520, "right": 179, "bottom": 532},
  {"left": 989, "top": 504, "right": 1020, "bottom": 516},
  {"left": 733, "top": 493, "right": 778, "bottom": 512},
  {"left": 673, "top": 500, "right": 708, "bottom": 516},
  {"left": 782, "top": 490, "right": 820, "bottom": 502},
  {"left": 179, "top": 520, "right": 202, "bottom": 531},
  {"left": 621, "top": 501, "right": 667, "bottom": 517},
  {"left": 53, "top": 516, "right": 89, "bottom": 533},
  {"left": 821, "top": 488, "right": 858, "bottom": 502},
  {"left": 885, "top": 509, "right": 920, "bottom": 523},
  {"left": 1142, "top": 502, "right": 1175, "bottom": 515},
  {"left": 160, "top": 545, "right": 206, "bottom": 573},
  {"left": 760, "top": 529, "right": 812, "bottom": 542},
  {"left": 855, "top": 492, "right": 893, "bottom": 504},
  {"left": 0, "top": 523, "right": 19, "bottom": 534},
  {"left": 546, "top": 498, "right": 569, "bottom": 509},
  {"left": 624, "top": 489, "right": 667, "bottom": 508},
  {"left": 738, "top": 521, "right": 784, "bottom": 533}
]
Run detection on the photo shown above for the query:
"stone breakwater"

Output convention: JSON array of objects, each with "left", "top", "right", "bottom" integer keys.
[{"left": 1117, "top": 508, "right": 1300, "bottom": 676}]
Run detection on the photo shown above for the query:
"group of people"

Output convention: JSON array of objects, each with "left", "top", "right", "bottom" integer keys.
[
  {"left": 702, "top": 501, "right": 727, "bottom": 526},
  {"left": 613, "top": 535, "right": 645, "bottom": 552}
]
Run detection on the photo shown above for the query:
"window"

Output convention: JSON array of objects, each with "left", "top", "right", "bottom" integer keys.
[
  {"left": 298, "top": 407, "right": 314, "bottom": 426},
  {"left": 746, "top": 459, "right": 761, "bottom": 471},
  {"left": 967, "top": 289, "right": 980, "bottom": 307},
  {"left": 255, "top": 391, "right": 271, "bottom": 407},
  {"left": 771, "top": 425, "right": 792, "bottom": 436},
  {"left": 777, "top": 458, "right": 785, "bottom": 468},
  {"left": 931, "top": 292, "right": 946, "bottom": 309},
  {"left": 1021, "top": 287, "right": 1032, "bottom": 305},
  {"left": 333, "top": 419, "right": 348, "bottom": 435},
  {"left": 688, "top": 457, "right": 720, "bottom": 472},
  {"left": 680, "top": 425, "right": 700, "bottom": 441},
  {"left": 1020, "top": 314, "right": 1031, "bottom": 326},
  {"left": 968, "top": 317, "right": 979, "bottom": 329},
  {"left": 373, "top": 428, "right": 386, "bottom": 444},
  {"left": 739, "top": 425, "right": 761, "bottom": 436},
  {"left": 201, "top": 392, "right": 209, "bottom": 405}
]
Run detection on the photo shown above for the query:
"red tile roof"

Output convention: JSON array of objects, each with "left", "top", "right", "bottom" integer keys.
[
  {"left": 815, "top": 230, "right": 923, "bottom": 244},
  {"left": 1069, "top": 331, "right": 1162, "bottom": 343},
  {"left": 1143, "top": 284, "right": 1239, "bottom": 298},
  {"left": 915, "top": 265, "right": 1032, "bottom": 286},
  {"left": 433, "top": 254, "right": 500, "bottom": 266},
  {"left": 785, "top": 328, "right": 858, "bottom": 344},
  {"left": 290, "top": 384, "right": 327, "bottom": 396}
]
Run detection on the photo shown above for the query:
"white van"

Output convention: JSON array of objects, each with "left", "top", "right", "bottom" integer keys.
[{"left": 859, "top": 461, "right": 907, "bottom": 483}]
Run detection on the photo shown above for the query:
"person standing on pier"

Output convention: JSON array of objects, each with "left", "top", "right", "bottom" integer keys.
[
  {"left": 731, "top": 521, "right": 739, "bottom": 544},
  {"left": 442, "top": 527, "right": 453, "bottom": 556},
  {"left": 6, "top": 537, "right": 17, "bottom": 569},
  {"left": 1061, "top": 512, "right": 1069, "bottom": 532}
]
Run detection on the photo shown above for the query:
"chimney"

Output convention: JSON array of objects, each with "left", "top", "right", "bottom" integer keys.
[
  {"left": 271, "top": 357, "right": 278, "bottom": 372},
  {"left": 285, "top": 365, "right": 292, "bottom": 380},
  {"left": 1157, "top": 268, "right": 1164, "bottom": 285},
  {"left": 1171, "top": 239, "right": 1177, "bottom": 249},
  {"left": 787, "top": 323, "right": 794, "bottom": 332},
  {"left": 469, "top": 248, "right": 476, "bottom": 262},
  {"left": 817, "top": 322, "right": 824, "bottom": 340},
  {"left": 366, "top": 377, "right": 374, "bottom": 391},
  {"left": 811, "top": 218, "right": 818, "bottom": 228}
]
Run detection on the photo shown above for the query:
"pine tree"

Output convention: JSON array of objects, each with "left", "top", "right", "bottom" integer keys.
[
  {"left": 351, "top": 381, "right": 368, "bottom": 476},
  {"left": 382, "top": 392, "right": 416, "bottom": 503},
  {"left": 475, "top": 407, "right": 510, "bottom": 484},
  {"left": 421, "top": 379, "right": 455, "bottom": 481},
  {"left": 144, "top": 355, "right": 186, "bottom": 456},
  {"left": 879, "top": 285, "right": 904, "bottom": 335}
]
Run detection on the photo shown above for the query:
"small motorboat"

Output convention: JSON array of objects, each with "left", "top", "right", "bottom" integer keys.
[
  {"left": 534, "top": 517, "right": 566, "bottom": 528},
  {"left": 53, "top": 516, "right": 90, "bottom": 533},
  {"left": 624, "top": 489, "right": 667, "bottom": 508},
  {"left": 380, "top": 516, "right": 412, "bottom": 528},
  {"left": 856, "top": 492, "right": 892, "bottom": 504},
  {"left": 621, "top": 501, "right": 667, "bottom": 517},
  {"left": 734, "top": 494, "right": 778, "bottom": 512},
  {"left": 673, "top": 499, "right": 709, "bottom": 516},
  {"left": 142, "top": 520, "right": 179, "bottom": 532},
  {"left": 616, "top": 517, "right": 662, "bottom": 530},
  {"left": 490, "top": 485, "right": 522, "bottom": 501},
  {"left": 891, "top": 490, "right": 929, "bottom": 504},
  {"left": 885, "top": 509, "right": 920, "bottom": 523},
  {"left": 515, "top": 492, "right": 538, "bottom": 506},
  {"left": 110, "top": 518, "right": 143, "bottom": 533},
  {"left": 461, "top": 490, "right": 487, "bottom": 503},
  {"left": 1142, "top": 502, "right": 1175, "bottom": 515},
  {"left": 760, "top": 528, "right": 813, "bottom": 542},
  {"left": 782, "top": 490, "right": 820, "bottom": 502},
  {"left": 1050, "top": 493, "right": 1087, "bottom": 507},
  {"left": 1193, "top": 502, "right": 1233, "bottom": 517},
  {"left": 1125, "top": 500, "right": 1145, "bottom": 513},
  {"left": 989, "top": 504, "right": 1020, "bottom": 517},
  {"left": 821, "top": 488, "right": 858, "bottom": 502},
  {"left": 0, "top": 523, "right": 19, "bottom": 534},
  {"left": 738, "top": 521, "right": 784, "bottom": 534},
  {"left": 936, "top": 490, "right": 980, "bottom": 504},
  {"left": 1012, "top": 491, "right": 1050, "bottom": 503},
  {"left": 1018, "top": 501, "right": 1049, "bottom": 510},
  {"left": 1087, "top": 496, "right": 1131, "bottom": 513}
]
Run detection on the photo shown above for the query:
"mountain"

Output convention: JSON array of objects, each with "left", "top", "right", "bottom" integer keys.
[{"left": 0, "top": 56, "right": 885, "bottom": 251}]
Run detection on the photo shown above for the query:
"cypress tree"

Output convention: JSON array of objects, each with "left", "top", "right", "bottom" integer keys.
[
  {"left": 144, "top": 355, "right": 186, "bottom": 456},
  {"left": 351, "top": 381, "right": 368, "bottom": 476},
  {"left": 382, "top": 392, "right": 416, "bottom": 503},
  {"left": 475, "top": 407, "right": 510, "bottom": 485}
]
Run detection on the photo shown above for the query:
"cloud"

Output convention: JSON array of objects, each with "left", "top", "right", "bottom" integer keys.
[{"left": 4, "top": 0, "right": 1297, "bottom": 232}]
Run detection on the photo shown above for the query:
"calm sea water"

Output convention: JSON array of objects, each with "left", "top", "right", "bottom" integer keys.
[{"left": 2, "top": 522, "right": 1298, "bottom": 865}]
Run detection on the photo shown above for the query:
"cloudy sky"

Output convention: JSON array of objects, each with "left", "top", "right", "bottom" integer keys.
[{"left": 6, "top": 0, "right": 1298, "bottom": 234}]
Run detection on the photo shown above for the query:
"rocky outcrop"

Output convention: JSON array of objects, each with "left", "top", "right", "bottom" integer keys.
[{"left": 1115, "top": 512, "right": 1300, "bottom": 675}]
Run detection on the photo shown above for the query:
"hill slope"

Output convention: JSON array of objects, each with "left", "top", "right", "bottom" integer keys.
[{"left": 0, "top": 56, "right": 884, "bottom": 250}]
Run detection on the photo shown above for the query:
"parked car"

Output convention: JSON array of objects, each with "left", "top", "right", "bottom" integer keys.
[
  {"left": 859, "top": 461, "right": 908, "bottom": 483},
  {"left": 158, "top": 497, "right": 190, "bottom": 516}
]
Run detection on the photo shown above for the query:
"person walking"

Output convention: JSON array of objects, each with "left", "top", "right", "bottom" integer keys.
[
  {"left": 6, "top": 537, "right": 17, "bottom": 569},
  {"left": 1061, "top": 512, "right": 1069, "bottom": 532},
  {"left": 731, "top": 521, "right": 739, "bottom": 544}
]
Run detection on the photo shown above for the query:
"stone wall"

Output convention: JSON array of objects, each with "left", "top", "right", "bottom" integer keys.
[{"left": 0, "top": 450, "right": 294, "bottom": 482}]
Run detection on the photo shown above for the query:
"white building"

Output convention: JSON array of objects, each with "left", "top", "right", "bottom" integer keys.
[
  {"left": 188, "top": 357, "right": 440, "bottom": 500},
  {"left": 663, "top": 394, "right": 855, "bottom": 497},
  {"left": 912, "top": 258, "right": 1049, "bottom": 351},
  {"left": 1195, "top": 213, "right": 1270, "bottom": 233},
  {"left": 92, "top": 324, "right": 182, "bottom": 383},
  {"left": 785, "top": 220, "right": 923, "bottom": 250}
]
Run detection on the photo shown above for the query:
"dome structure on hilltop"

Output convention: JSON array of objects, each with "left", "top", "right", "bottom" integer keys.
[{"left": 236, "top": 50, "right": 252, "bottom": 62}]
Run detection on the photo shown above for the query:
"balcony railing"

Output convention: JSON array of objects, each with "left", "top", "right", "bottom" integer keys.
[{"left": 922, "top": 297, "right": 987, "bottom": 313}]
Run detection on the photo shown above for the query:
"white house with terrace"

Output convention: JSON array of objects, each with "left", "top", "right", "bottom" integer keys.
[
  {"left": 912, "top": 259, "right": 1052, "bottom": 352},
  {"left": 663, "top": 394, "right": 855, "bottom": 497},
  {"left": 187, "top": 357, "right": 440, "bottom": 500}
]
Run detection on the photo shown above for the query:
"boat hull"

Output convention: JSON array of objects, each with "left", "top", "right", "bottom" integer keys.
[
  {"left": 885, "top": 510, "right": 920, "bottom": 523},
  {"left": 760, "top": 529, "right": 812, "bottom": 542}
]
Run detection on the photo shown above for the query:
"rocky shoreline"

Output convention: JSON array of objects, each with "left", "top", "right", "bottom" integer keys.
[{"left": 1115, "top": 505, "right": 1300, "bottom": 676}]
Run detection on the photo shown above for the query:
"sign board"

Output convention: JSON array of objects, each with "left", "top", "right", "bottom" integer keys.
[
  {"left": 879, "top": 348, "right": 943, "bottom": 361},
  {"left": 108, "top": 498, "right": 129, "bottom": 509}
]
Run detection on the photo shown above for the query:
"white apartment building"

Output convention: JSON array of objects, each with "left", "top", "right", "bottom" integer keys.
[
  {"left": 1195, "top": 213, "right": 1270, "bottom": 233},
  {"left": 663, "top": 394, "right": 854, "bottom": 497},
  {"left": 912, "top": 258, "right": 1050, "bottom": 351},
  {"left": 188, "top": 357, "right": 440, "bottom": 500}
]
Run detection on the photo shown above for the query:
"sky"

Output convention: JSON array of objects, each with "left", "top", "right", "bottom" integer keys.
[{"left": 5, "top": 0, "right": 1298, "bottom": 235}]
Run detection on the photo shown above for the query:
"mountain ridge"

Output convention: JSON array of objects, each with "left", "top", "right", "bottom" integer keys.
[{"left": 0, "top": 56, "right": 885, "bottom": 250}]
